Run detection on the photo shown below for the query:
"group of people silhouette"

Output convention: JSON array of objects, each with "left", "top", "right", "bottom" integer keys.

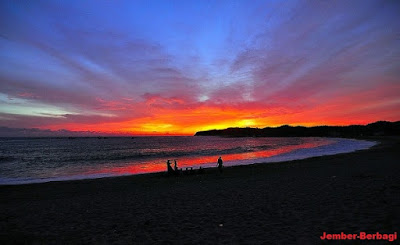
[
  {"left": 166, "top": 156, "right": 223, "bottom": 175},
  {"left": 166, "top": 159, "right": 178, "bottom": 175}
]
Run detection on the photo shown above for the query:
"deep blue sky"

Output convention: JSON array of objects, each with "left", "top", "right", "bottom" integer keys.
[{"left": 0, "top": 0, "right": 399, "bottom": 135}]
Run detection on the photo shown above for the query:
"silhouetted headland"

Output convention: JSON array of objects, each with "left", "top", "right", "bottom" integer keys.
[{"left": 194, "top": 121, "right": 400, "bottom": 137}]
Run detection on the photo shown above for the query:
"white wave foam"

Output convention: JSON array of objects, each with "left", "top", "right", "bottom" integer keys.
[
  {"left": 0, "top": 138, "right": 377, "bottom": 185},
  {"left": 221, "top": 138, "right": 377, "bottom": 167}
]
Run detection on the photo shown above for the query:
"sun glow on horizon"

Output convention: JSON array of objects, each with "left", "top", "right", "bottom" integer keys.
[{"left": 0, "top": 1, "right": 399, "bottom": 137}]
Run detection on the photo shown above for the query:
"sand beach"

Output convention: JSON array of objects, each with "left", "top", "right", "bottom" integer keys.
[{"left": 1, "top": 136, "right": 399, "bottom": 244}]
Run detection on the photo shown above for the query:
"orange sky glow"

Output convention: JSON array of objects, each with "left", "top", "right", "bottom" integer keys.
[{"left": 1, "top": 1, "right": 399, "bottom": 136}]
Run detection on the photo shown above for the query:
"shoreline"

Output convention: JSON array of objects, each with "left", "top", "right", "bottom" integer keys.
[
  {"left": 0, "top": 136, "right": 377, "bottom": 186},
  {"left": 1, "top": 136, "right": 399, "bottom": 244}
]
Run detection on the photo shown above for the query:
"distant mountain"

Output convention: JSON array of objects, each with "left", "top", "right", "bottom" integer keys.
[{"left": 194, "top": 121, "right": 400, "bottom": 137}]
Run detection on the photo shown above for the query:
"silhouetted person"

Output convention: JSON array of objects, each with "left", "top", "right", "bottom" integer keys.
[
  {"left": 167, "top": 160, "right": 174, "bottom": 175},
  {"left": 217, "top": 156, "right": 223, "bottom": 173},
  {"left": 173, "top": 160, "right": 182, "bottom": 176}
]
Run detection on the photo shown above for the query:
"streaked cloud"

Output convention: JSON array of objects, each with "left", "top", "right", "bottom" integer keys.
[{"left": 0, "top": 0, "right": 399, "bottom": 135}]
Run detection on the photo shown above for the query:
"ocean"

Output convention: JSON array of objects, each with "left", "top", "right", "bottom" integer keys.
[{"left": 0, "top": 136, "right": 376, "bottom": 185}]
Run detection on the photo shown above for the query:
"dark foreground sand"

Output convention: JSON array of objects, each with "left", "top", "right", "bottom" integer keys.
[{"left": 1, "top": 137, "right": 399, "bottom": 244}]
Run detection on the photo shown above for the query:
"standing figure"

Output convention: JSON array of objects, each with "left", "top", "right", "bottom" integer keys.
[
  {"left": 217, "top": 156, "right": 223, "bottom": 173},
  {"left": 167, "top": 160, "right": 174, "bottom": 175}
]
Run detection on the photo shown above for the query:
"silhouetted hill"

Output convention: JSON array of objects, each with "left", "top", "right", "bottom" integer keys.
[{"left": 194, "top": 121, "right": 400, "bottom": 137}]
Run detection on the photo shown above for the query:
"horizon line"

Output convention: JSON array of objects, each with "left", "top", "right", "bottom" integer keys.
[{"left": 0, "top": 120, "right": 398, "bottom": 137}]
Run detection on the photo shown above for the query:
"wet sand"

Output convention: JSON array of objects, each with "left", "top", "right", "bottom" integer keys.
[{"left": 1, "top": 137, "right": 399, "bottom": 244}]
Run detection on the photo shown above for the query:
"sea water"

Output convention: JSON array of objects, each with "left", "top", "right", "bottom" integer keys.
[{"left": 0, "top": 136, "right": 376, "bottom": 185}]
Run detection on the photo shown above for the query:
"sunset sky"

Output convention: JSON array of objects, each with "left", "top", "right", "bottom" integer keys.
[{"left": 0, "top": 0, "right": 399, "bottom": 136}]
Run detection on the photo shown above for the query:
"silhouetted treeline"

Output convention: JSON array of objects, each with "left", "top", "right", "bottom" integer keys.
[{"left": 194, "top": 121, "right": 400, "bottom": 137}]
